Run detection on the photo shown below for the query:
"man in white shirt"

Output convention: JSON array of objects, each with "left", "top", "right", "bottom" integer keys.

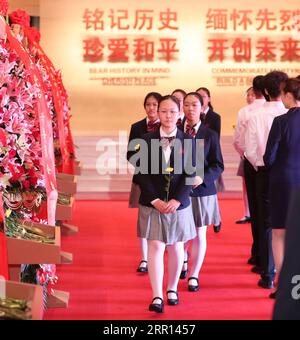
[
  {"left": 245, "top": 71, "right": 288, "bottom": 292},
  {"left": 233, "top": 76, "right": 266, "bottom": 269},
  {"left": 234, "top": 80, "right": 266, "bottom": 157}
]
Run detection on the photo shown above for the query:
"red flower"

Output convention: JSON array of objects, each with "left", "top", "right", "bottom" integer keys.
[
  {"left": 9, "top": 9, "right": 30, "bottom": 27},
  {"left": 8, "top": 164, "right": 25, "bottom": 183},
  {"left": 8, "top": 149, "right": 16, "bottom": 158},
  {"left": 29, "top": 176, "right": 38, "bottom": 187},
  {"left": 22, "top": 179, "right": 30, "bottom": 190},
  {"left": 0, "top": 128, "right": 7, "bottom": 146}
]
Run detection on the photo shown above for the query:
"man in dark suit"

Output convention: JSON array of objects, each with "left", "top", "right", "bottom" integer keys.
[{"left": 273, "top": 188, "right": 300, "bottom": 320}]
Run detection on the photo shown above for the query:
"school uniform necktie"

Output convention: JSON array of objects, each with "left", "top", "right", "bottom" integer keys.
[
  {"left": 176, "top": 117, "right": 183, "bottom": 126},
  {"left": 185, "top": 124, "right": 197, "bottom": 138},
  {"left": 147, "top": 121, "right": 160, "bottom": 132},
  {"left": 160, "top": 136, "right": 176, "bottom": 149}
]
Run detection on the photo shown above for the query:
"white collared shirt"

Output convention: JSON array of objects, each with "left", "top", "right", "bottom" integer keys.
[
  {"left": 160, "top": 126, "right": 177, "bottom": 164},
  {"left": 245, "top": 101, "right": 287, "bottom": 168},
  {"left": 151, "top": 127, "right": 177, "bottom": 206},
  {"left": 233, "top": 99, "right": 266, "bottom": 157},
  {"left": 178, "top": 113, "right": 185, "bottom": 121},
  {"left": 203, "top": 107, "right": 210, "bottom": 115}
]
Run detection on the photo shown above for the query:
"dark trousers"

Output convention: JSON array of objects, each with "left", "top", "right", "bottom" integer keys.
[
  {"left": 256, "top": 167, "right": 275, "bottom": 281},
  {"left": 244, "top": 158, "right": 260, "bottom": 263}
]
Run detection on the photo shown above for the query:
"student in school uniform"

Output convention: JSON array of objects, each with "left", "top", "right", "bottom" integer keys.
[
  {"left": 196, "top": 87, "right": 221, "bottom": 138},
  {"left": 127, "top": 92, "right": 162, "bottom": 274},
  {"left": 196, "top": 87, "right": 223, "bottom": 234},
  {"left": 181, "top": 92, "right": 224, "bottom": 292},
  {"left": 137, "top": 95, "right": 197, "bottom": 313}
]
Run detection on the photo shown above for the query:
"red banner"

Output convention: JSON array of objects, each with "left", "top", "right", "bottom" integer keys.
[{"left": 26, "top": 30, "right": 75, "bottom": 174}]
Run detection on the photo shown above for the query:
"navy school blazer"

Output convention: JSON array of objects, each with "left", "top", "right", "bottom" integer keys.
[
  {"left": 203, "top": 108, "right": 221, "bottom": 139},
  {"left": 179, "top": 120, "right": 224, "bottom": 197},
  {"left": 137, "top": 129, "right": 196, "bottom": 209},
  {"left": 126, "top": 118, "right": 148, "bottom": 184}
]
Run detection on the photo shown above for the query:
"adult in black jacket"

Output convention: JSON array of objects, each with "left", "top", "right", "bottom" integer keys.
[{"left": 264, "top": 78, "right": 300, "bottom": 299}]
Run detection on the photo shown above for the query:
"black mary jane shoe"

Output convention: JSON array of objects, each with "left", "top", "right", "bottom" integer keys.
[
  {"left": 214, "top": 222, "right": 222, "bottom": 233},
  {"left": 188, "top": 277, "right": 199, "bottom": 292},
  {"left": 180, "top": 259, "right": 188, "bottom": 279},
  {"left": 137, "top": 260, "right": 148, "bottom": 273},
  {"left": 167, "top": 290, "right": 179, "bottom": 305},
  {"left": 149, "top": 297, "right": 164, "bottom": 313}
]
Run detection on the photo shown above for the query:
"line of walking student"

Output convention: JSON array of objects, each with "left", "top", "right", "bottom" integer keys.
[
  {"left": 127, "top": 89, "right": 224, "bottom": 313},
  {"left": 234, "top": 72, "right": 300, "bottom": 301}
]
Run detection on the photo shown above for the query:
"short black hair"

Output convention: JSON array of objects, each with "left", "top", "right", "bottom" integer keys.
[
  {"left": 264, "top": 71, "right": 289, "bottom": 99},
  {"left": 252, "top": 75, "right": 265, "bottom": 97},
  {"left": 143, "top": 92, "right": 162, "bottom": 108}
]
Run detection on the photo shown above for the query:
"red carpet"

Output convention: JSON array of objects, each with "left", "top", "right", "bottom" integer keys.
[{"left": 44, "top": 200, "right": 275, "bottom": 320}]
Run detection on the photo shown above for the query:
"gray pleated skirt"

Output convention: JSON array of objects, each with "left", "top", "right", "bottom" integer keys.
[
  {"left": 138, "top": 204, "right": 196, "bottom": 245},
  {"left": 191, "top": 195, "right": 221, "bottom": 228},
  {"left": 128, "top": 182, "right": 141, "bottom": 208}
]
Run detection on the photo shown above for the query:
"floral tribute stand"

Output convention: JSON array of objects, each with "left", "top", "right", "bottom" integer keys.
[{"left": 0, "top": 3, "right": 76, "bottom": 311}]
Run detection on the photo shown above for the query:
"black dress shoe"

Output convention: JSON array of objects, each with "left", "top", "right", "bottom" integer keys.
[
  {"left": 235, "top": 216, "right": 251, "bottom": 224},
  {"left": 214, "top": 222, "right": 222, "bottom": 233},
  {"left": 188, "top": 277, "right": 199, "bottom": 292},
  {"left": 269, "top": 291, "right": 277, "bottom": 299},
  {"left": 251, "top": 266, "right": 262, "bottom": 274},
  {"left": 149, "top": 297, "right": 164, "bottom": 313},
  {"left": 180, "top": 259, "right": 188, "bottom": 279},
  {"left": 258, "top": 278, "right": 274, "bottom": 289},
  {"left": 166, "top": 290, "right": 179, "bottom": 305},
  {"left": 137, "top": 260, "right": 148, "bottom": 273}
]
